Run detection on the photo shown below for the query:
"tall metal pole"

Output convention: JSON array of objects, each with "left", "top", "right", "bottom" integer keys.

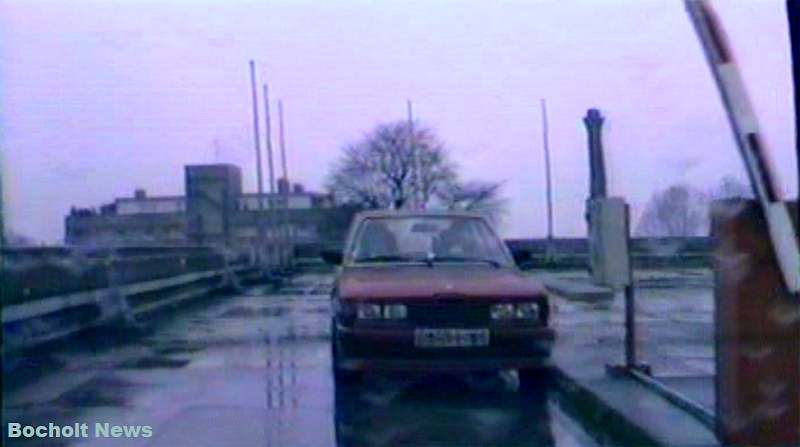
[
  {"left": 263, "top": 84, "right": 276, "bottom": 195},
  {"left": 278, "top": 100, "right": 291, "bottom": 267},
  {"left": 541, "top": 99, "right": 555, "bottom": 257},
  {"left": 249, "top": 60, "right": 265, "bottom": 264},
  {"left": 407, "top": 100, "right": 421, "bottom": 209},
  {"left": 262, "top": 83, "right": 276, "bottom": 267}
]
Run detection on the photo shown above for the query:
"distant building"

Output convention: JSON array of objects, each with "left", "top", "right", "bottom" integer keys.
[
  {"left": 117, "top": 189, "right": 186, "bottom": 215},
  {"left": 65, "top": 164, "right": 359, "bottom": 257}
]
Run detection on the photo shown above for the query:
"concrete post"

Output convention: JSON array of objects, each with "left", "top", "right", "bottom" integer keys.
[
  {"left": 583, "top": 108, "right": 608, "bottom": 278},
  {"left": 583, "top": 108, "right": 607, "bottom": 200},
  {"left": 104, "top": 249, "right": 134, "bottom": 324}
]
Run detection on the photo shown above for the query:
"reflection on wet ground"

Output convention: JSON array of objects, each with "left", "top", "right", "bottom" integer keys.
[
  {"left": 4, "top": 273, "right": 598, "bottom": 447},
  {"left": 336, "top": 375, "right": 557, "bottom": 447}
]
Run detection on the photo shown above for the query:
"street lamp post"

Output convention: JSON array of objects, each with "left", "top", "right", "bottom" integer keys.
[
  {"left": 277, "top": 100, "right": 292, "bottom": 269},
  {"left": 541, "top": 99, "right": 555, "bottom": 259},
  {"left": 248, "top": 60, "right": 266, "bottom": 267}
]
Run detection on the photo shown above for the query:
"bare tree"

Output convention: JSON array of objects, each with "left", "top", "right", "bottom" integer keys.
[
  {"left": 327, "top": 120, "right": 504, "bottom": 217},
  {"left": 435, "top": 180, "right": 507, "bottom": 222},
  {"left": 636, "top": 184, "right": 708, "bottom": 237},
  {"left": 709, "top": 175, "right": 753, "bottom": 200},
  {"left": 5, "top": 230, "right": 37, "bottom": 247}
]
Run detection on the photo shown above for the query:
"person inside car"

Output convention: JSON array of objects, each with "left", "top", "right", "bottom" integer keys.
[
  {"left": 354, "top": 220, "right": 399, "bottom": 260},
  {"left": 434, "top": 220, "right": 480, "bottom": 258}
]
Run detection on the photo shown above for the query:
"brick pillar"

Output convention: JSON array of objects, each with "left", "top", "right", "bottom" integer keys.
[{"left": 712, "top": 199, "right": 799, "bottom": 445}]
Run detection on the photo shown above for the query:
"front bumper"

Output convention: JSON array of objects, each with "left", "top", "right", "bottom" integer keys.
[{"left": 334, "top": 323, "right": 555, "bottom": 372}]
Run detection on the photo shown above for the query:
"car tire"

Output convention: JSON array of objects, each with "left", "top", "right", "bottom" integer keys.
[
  {"left": 331, "top": 320, "right": 362, "bottom": 385},
  {"left": 518, "top": 367, "right": 552, "bottom": 394}
]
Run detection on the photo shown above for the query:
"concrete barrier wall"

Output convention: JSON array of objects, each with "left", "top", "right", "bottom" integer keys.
[
  {"left": 1, "top": 246, "right": 256, "bottom": 351},
  {"left": 2, "top": 265, "right": 255, "bottom": 351},
  {"left": 295, "top": 237, "right": 710, "bottom": 269},
  {"left": 1, "top": 246, "right": 227, "bottom": 306},
  {"left": 506, "top": 237, "right": 711, "bottom": 269}
]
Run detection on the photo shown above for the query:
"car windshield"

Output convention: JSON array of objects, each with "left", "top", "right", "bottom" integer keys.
[{"left": 350, "top": 216, "right": 512, "bottom": 266}]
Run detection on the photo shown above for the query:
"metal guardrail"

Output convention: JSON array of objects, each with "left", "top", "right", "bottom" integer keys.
[
  {"left": 2, "top": 264, "right": 254, "bottom": 351},
  {"left": 2, "top": 269, "right": 226, "bottom": 323},
  {"left": 1, "top": 247, "right": 228, "bottom": 306},
  {"left": 629, "top": 369, "right": 716, "bottom": 430}
]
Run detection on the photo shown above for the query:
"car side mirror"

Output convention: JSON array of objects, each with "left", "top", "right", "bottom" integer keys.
[
  {"left": 321, "top": 249, "right": 343, "bottom": 265},
  {"left": 511, "top": 248, "right": 532, "bottom": 267}
]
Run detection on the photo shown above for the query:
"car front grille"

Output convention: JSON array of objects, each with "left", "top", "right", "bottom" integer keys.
[{"left": 407, "top": 302, "right": 490, "bottom": 326}]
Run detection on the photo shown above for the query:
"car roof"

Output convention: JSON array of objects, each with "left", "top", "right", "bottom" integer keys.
[{"left": 354, "top": 209, "right": 488, "bottom": 220}]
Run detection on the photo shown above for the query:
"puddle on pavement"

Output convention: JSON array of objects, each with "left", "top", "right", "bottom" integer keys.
[
  {"left": 221, "top": 306, "right": 289, "bottom": 318},
  {"left": 4, "top": 353, "right": 67, "bottom": 378},
  {"left": 335, "top": 374, "right": 558, "bottom": 447},
  {"left": 270, "top": 287, "right": 309, "bottom": 295},
  {"left": 144, "top": 338, "right": 206, "bottom": 355},
  {"left": 301, "top": 305, "right": 332, "bottom": 315},
  {"left": 268, "top": 283, "right": 332, "bottom": 295},
  {"left": 273, "top": 332, "right": 330, "bottom": 344},
  {"left": 54, "top": 376, "right": 140, "bottom": 407},
  {"left": 660, "top": 345, "right": 713, "bottom": 359},
  {"left": 119, "top": 356, "right": 191, "bottom": 369},
  {"left": 153, "top": 346, "right": 204, "bottom": 355}
]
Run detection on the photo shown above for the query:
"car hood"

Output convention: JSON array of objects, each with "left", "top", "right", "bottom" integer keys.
[{"left": 337, "top": 265, "right": 547, "bottom": 302}]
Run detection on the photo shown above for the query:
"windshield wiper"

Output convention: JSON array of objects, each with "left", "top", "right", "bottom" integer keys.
[
  {"left": 428, "top": 255, "right": 501, "bottom": 268},
  {"left": 353, "top": 255, "right": 415, "bottom": 263}
]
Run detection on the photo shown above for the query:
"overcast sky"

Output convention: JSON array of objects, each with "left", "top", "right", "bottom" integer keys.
[{"left": 0, "top": 0, "right": 796, "bottom": 243}]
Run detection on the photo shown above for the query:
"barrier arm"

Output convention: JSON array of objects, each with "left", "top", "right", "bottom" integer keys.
[{"left": 685, "top": 0, "right": 800, "bottom": 294}]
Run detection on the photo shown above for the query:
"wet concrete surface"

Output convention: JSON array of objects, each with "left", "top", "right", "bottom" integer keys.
[
  {"left": 538, "top": 268, "right": 715, "bottom": 411},
  {"left": 4, "top": 273, "right": 599, "bottom": 447}
]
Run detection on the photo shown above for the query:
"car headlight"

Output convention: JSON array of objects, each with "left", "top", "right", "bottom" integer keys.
[
  {"left": 491, "top": 303, "right": 541, "bottom": 320},
  {"left": 354, "top": 303, "right": 407, "bottom": 319},
  {"left": 383, "top": 304, "right": 407, "bottom": 319},
  {"left": 491, "top": 304, "right": 515, "bottom": 319},
  {"left": 515, "top": 303, "right": 539, "bottom": 319},
  {"left": 356, "top": 303, "right": 382, "bottom": 319}
]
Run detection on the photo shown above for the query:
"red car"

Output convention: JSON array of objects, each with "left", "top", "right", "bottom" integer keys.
[{"left": 323, "top": 210, "right": 554, "bottom": 389}]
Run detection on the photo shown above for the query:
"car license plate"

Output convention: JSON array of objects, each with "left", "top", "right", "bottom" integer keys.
[{"left": 414, "top": 328, "right": 490, "bottom": 348}]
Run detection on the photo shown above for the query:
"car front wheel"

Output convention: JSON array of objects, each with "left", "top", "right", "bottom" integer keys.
[
  {"left": 518, "top": 367, "right": 552, "bottom": 394},
  {"left": 331, "top": 320, "right": 362, "bottom": 385}
]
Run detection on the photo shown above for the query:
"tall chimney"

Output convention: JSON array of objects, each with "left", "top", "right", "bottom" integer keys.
[{"left": 583, "top": 108, "right": 607, "bottom": 199}]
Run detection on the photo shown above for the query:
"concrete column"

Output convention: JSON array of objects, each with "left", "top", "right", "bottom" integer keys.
[{"left": 583, "top": 108, "right": 607, "bottom": 200}]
